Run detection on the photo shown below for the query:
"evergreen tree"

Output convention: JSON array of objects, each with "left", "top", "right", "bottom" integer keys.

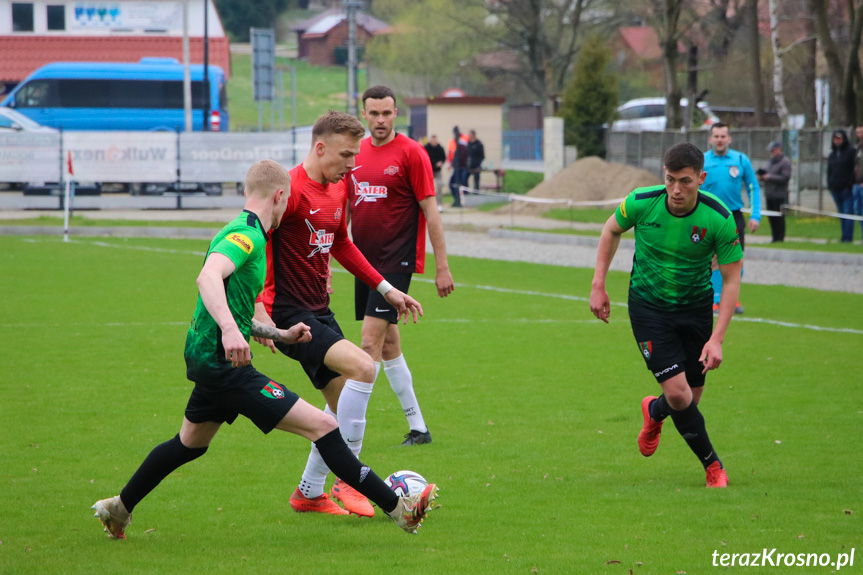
[{"left": 559, "top": 35, "right": 618, "bottom": 158}]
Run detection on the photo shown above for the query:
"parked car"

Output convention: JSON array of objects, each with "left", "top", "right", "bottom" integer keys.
[
  {"left": 0, "top": 106, "right": 58, "bottom": 133},
  {"left": 0, "top": 107, "right": 100, "bottom": 195},
  {"left": 611, "top": 97, "right": 720, "bottom": 132}
]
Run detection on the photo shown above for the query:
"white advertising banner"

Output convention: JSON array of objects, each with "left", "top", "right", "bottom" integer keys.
[
  {"left": 179, "top": 133, "right": 308, "bottom": 183},
  {"left": 0, "top": 133, "right": 62, "bottom": 183},
  {"left": 63, "top": 132, "right": 177, "bottom": 183}
]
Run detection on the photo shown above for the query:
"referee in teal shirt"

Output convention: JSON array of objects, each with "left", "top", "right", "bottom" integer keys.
[{"left": 701, "top": 123, "right": 760, "bottom": 314}]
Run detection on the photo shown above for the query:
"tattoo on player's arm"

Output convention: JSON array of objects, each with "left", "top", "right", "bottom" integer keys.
[{"left": 251, "top": 320, "right": 282, "bottom": 342}]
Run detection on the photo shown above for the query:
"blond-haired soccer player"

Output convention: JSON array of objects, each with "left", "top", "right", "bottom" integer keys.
[{"left": 92, "top": 159, "right": 437, "bottom": 539}]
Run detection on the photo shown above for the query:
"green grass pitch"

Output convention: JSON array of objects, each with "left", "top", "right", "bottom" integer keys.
[{"left": 1, "top": 235, "right": 860, "bottom": 574}]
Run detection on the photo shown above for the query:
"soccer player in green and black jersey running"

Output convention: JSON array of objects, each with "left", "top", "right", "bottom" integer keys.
[
  {"left": 91, "top": 160, "right": 438, "bottom": 540},
  {"left": 590, "top": 142, "right": 743, "bottom": 488}
]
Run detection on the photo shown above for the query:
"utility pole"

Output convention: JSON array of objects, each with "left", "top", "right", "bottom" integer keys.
[
  {"left": 203, "top": 0, "right": 210, "bottom": 130},
  {"left": 182, "top": 0, "right": 192, "bottom": 132},
  {"left": 344, "top": 0, "right": 363, "bottom": 116}
]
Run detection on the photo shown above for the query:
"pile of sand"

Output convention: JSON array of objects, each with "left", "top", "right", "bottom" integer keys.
[{"left": 499, "top": 156, "right": 661, "bottom": 215}]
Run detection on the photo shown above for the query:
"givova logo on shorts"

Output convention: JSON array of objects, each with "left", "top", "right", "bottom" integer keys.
[{"left": 261, "top": 381, "right": 286, "bottom": 399}]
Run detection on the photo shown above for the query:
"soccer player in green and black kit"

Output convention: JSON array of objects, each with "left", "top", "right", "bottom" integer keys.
[
  {"left": 91, "top": 160, "right": 438, "bottom": 539},
  {"left": 590, "top": 142, "right": 743, "bottom": 488}
]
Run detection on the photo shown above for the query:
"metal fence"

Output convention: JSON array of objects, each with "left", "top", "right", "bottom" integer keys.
[
  {"left": 605, "top": 127, "right": 852, "bottom": 209},
  {"left": 503, "top": 129, "right": 543, "bottom": 161}
]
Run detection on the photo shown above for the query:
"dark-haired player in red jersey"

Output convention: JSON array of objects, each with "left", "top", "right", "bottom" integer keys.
[
  {"left": 347, "top": 86, "right": 455, "bottom": 446},
  {"left": 254, "top": 111, "right": 422, "bottom": 519}
]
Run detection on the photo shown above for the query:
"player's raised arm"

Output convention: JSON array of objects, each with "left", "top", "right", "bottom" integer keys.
[{"left": 590, "top": 214, "right": 627, "bottom": 323}]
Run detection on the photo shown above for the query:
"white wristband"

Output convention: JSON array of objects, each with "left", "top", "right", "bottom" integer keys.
[{"left": 376, "top": 280, "right": 394, "bottom": 295}]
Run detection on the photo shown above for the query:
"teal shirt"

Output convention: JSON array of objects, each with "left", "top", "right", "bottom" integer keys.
[
  {"left": 615, "top": 186, "right": 743, "bottom": 311},
  {"left": 184, "top": 210, "right": 267, "bottom": 383}
]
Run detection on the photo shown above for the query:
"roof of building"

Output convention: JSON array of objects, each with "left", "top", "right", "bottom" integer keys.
[
  {"left": 292, "top": 9, "right": 391, "bottom": 37},
  {"left": 0, "top": 36, "right": 231, "bottom": 84},
  {"left": 618, "top": 26, "right": 663, "bottom": 60}
]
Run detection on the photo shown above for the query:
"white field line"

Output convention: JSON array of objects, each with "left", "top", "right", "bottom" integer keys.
[{"left": 17, "top": 238, "right": 863, "bottom": 336}]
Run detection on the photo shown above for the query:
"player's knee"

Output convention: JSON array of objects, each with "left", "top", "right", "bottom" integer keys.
[
  {"left": 316, "top": 411, "right": 339, "bottom": 437},
  {"left": 347, "top": 352, "right": 376, "bottom": 383}
]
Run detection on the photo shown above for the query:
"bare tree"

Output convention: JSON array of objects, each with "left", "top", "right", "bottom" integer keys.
[
  {"left": 768, "top": 0, "right": 791, "bottom": 127},
  {"left": 809, "top": 0, "right": 863, "bottom": 124},
  {"left": 645, "top": 0, "right": 688, "bottom": 129},
  {"left": 484, "top": 0, "right": 591, "bottom": 115},
  {"left": 746, "top": 0, "right": 766, "bottom": 126}
]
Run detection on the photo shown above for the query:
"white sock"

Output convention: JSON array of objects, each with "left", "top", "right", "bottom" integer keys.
[
  {"left": 374, "top": 361, "right": 381, "bottom": 381},
  {"left": 298, "top": 404, "right": 336, "bottom": 499},
  {"left": 337, "top": 379, "right": 373, "bottom": 458},
  {"left": 383, "top": 354, "right": 427, "bottom": 433}
]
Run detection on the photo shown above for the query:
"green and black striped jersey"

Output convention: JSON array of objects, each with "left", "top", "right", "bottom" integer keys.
[
  {"left": 184, "top": 210, "right": 267, "bottom": 381},
  {"left": 615, "top": 185, "right": 743, "bottom": 311}
]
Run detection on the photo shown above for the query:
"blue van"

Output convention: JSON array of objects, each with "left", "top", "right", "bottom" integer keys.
[{"left": 1, "top": 58, "right": 228, "bottom": 132}]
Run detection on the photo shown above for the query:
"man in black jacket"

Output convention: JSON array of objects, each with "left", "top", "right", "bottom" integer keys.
[
  {"left": 758, "top": 141, "right": 792, "bottom": 242},
  {"left": 467, "top": 130, "right": 485, "bottom": 192},
  {"left": 827, "top": 129, "right": 857, "bottom": 243},
  {"left": 424, "top": 134, "right": 447, "bottom": 209}
]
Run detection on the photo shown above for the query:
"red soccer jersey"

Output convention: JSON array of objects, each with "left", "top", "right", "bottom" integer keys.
[
  {"left": 347, "top": 133, "right": 436, "bottom": 274},
  {"left": 260, "top": 164, "right": 383, "bottom": 315}
]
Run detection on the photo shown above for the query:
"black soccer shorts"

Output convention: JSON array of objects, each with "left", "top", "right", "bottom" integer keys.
[
  {"left": 272, "top": 308, "right": 345, "bottom": 390},
  {"left": 628, "top": 301, "right": 713, "bottom": 387},
  {"left": 185, "top": 365, "right": 300, "bottom": 434},
  {"left": 354, "top": 273, "right": 413, "bottom": 323}
]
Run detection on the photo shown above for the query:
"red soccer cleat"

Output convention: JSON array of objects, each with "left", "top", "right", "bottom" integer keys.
[
  {"left": 289, "top": 488, "right": 349, "bottom": 515},
  {"left": 705, "top": 461, "right": 729, "bottom": 488},
  {"left": 638, "top": 396, "right": 664, "bottom": 457}
]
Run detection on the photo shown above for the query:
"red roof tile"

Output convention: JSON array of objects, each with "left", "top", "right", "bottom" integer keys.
[{"left": 0, "top": 36, "right": 231, "bottom": 83}]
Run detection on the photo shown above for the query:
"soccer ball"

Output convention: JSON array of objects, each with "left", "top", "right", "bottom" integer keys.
[{"left": 384, "top": 470, "right": 428, "bottom": 497}]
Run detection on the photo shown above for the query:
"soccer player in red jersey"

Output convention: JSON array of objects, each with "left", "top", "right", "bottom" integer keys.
[
  {"left": 347, "top": 86, "right": 455, "bottom": 446},
  {"left": 254, "top": 111, "right": 422, "bottom": 517}
]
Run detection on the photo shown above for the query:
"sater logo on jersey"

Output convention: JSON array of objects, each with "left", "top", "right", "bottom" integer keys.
[
  {"left": 260, "top": 381, "right": 286, "bottom": 399},
  {"left": 351, "top": 172, "right": 388, "bottom": 205},
  {"left": 384, "top": 165, "right": 399, "bottom": 176},
  {"left": 639, "top": 341, "right": 652, "bottom": 359},
  {"left": 334, "top": 207, "right": 343, "bottom": 221},
  {"left": 305, "top": 219, "right": 334, "bottom": 257},
  {"left": 690, "top": 226, "right": 707, "bottom": 244},
  {"left": 226, "top": 233, "right": 253, "bottom": 254}
]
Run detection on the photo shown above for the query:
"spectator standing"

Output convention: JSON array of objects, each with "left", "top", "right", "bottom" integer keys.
[
  {"left": 758, "top": 141, "right": 792, "bottom": 243},
  {"left": 853, "top": 125, "right": 863, "bottom": 239},
  {"left": 424, "top": 134, "right": 447, "bottom": 208},
  {"left": 827, "top": 129, "right": 856, "bottom": 243},
  {"left": 447, "top": 126, "right": 469, "bottom": 207},
  {"left": 467, "top": 130, "right": 485, "bottom": 192}
]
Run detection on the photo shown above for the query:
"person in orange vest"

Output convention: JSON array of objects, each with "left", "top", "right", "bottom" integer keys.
[{"left": 447, "top": 126, "right": 469, "bottom": 207}]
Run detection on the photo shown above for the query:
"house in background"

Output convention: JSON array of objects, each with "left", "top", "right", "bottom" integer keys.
[
  {"left": 291, "top": 8, "right": 390, "bottom": 67},
  {"left": 0, "top": 0, "right": 230, "bottom": 96}
]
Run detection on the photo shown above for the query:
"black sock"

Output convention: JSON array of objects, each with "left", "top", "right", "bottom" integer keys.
[
  {"left": 668, "top": 402, "right": 719, "bottom": 469},
  {"left": 649, "top": 394, "right": 672, "bottom": 421},
  {"left": 314, "top": 429, "right": 399, "bottom": 513},
  {"left": 120, "top": 434, "right": 208, "bottom": 512}
]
